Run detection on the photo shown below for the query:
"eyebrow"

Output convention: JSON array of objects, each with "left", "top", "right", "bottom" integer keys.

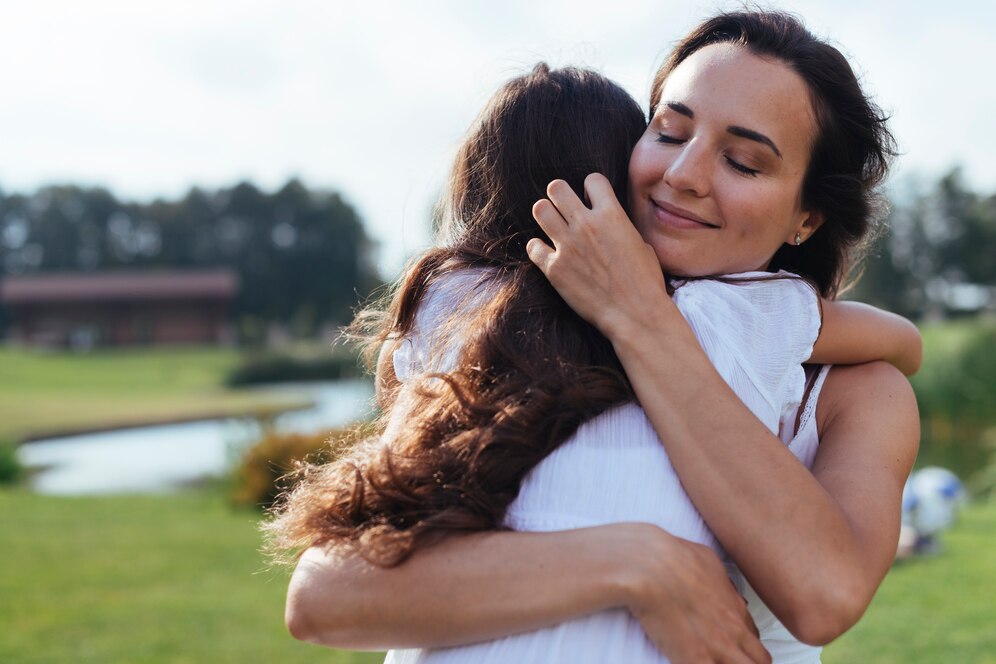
[
  {"left": 665, "top": 101, "right": 694, "bottom": 118},
  {"left": 727, "top": 125, "right": 783, "bottom": 159},
  {"left": 662, "top": 101, "right": 783, "bottom": 159}
]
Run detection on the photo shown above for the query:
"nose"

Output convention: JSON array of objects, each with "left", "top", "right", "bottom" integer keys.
[{"left": 663, "top": 140, "right": 711, "bottom": 197}]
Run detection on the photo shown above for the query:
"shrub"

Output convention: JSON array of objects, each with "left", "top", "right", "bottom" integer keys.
[
  {"left": 225, "top": 347, "right": 363, "bottom": 386},
  {"left": 912, "top": 320, "right": 996, "bottom": 478},
  {"left": 0, "top": 439, "right": 23, "bottom": 485},
  {"left": 231, "top": 427, "right": 364, "bottom": 510},
  {"left": 968, "top": 428, "right": 996, "bottom": 501}
]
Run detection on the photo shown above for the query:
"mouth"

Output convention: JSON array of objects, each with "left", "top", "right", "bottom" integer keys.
[{"left": 649, "top": 198, "right": 720, "bottom": 230}]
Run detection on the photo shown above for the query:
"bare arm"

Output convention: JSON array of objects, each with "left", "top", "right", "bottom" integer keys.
[
  {"left": 811, "top": 299, "right": 922, "bottom": 375},
  {"left": 287, "top": 527, "right": 632, "bottom": 650},
  {"left": 286, "top": 524, "right": 768, "bottom": 661},
  {"left": 528, "top": 175, "right": 920, "bottom": 644},
  {"left": 285, "top": 304, "right": 769, "bottom": 662},
  {"left": 610, "top": 333, "right": 917, "bottom": 643}
]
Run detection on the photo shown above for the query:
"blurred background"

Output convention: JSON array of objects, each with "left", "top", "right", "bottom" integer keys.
[{"left": 1, "top": 1, "right": 993, "bottom": 662}]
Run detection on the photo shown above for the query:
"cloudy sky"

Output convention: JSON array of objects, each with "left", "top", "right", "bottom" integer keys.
[{"left": 2, "top": 0, "right": 992, "bottom": 275}]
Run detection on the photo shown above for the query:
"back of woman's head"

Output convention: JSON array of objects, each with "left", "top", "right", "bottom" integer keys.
[
  {"left": 439, "top": 62, "right": 646, "bottom": 262},
  {"left": 391, "top": 62, "right": 646, "bottom": 354},
  {"left": 265, "top": 64, "right": 644, "bottom": 566},
  {"left": 652, "top": 11, "right": 897, "bottom": 297}
]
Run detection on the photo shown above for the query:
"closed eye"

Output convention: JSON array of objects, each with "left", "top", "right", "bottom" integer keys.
[
  {"left": 656, "top": 132, "right": 684, "bottom": 145},
  {"left": 725, "top": 156, "right": 759, "bottom": 177}
]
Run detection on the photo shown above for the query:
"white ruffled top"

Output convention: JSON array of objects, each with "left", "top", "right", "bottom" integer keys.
[{"left": 387, "top": 269, "right": 826, "bottom": 664}]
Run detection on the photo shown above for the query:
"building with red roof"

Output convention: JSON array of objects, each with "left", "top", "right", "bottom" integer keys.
[{"left": 0, "top": 269, "right": 239, "bottom": 347}]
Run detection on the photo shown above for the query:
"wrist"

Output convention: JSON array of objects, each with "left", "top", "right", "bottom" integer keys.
[
  {"left": 606, "top": 300, "right": 694, "bottom": 366},
  {"left": 602, "top": 523, "right": 677, "bottom": 612}
]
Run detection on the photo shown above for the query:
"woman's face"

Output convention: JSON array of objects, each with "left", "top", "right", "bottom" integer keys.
[{"left": 628, "top": 43, "right": 822, "bottom": 277}]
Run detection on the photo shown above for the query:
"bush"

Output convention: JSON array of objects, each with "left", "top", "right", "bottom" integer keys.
[
  {"left": 225, "top": 347, "right": 363, "bottom": 386},
  {"left": 968, "top": 428, "right": 996, "bottom": 500},
  {"left": 912, "top": 320, "right": 996, "bottom": 478},
  {"left": 230, "top": 427, "right": 362, "bottom": 510},
  {"left": 0, "top": 439, "right": 23, "bottom": 484}
]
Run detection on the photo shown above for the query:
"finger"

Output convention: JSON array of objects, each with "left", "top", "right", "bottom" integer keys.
[
  {"left": 737, "top": 609, "right": 768, "bottom": 662},
  {"left": 733, "top": 594, "right": 760, "bottom": 639},
  {"left": 741, "top": 636, "right": 772, "bottom": 664},
  {"left": 532, "top": 198, "right": 569, "bottom": 244},
  {"left": 583, "top": 172, "right": 621, "bottom": 211},
  {"left": 723, "top": 608, "right": 768, "bottom": 664},
  {"left": 712, "top": 628, "right": 767, "bottom": 664},
  {"left": 546, "top": 179, "right": 590, "bottom": 224},
  {"left": 526, "top": 237, "right": 555, "bottom": 273}
]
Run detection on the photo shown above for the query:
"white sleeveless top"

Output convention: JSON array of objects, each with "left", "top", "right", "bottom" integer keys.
[{"left": 387, "top": 270, "right": 826, "bottom": 664}]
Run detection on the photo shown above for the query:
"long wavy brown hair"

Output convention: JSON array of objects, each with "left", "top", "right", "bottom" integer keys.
[{"left": 264, "top": 63, "right": 647, "bottom": 566}]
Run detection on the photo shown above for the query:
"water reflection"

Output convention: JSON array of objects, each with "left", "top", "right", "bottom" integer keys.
[{"left": 19, "top": 380, "right": 374, "bottom": 495}]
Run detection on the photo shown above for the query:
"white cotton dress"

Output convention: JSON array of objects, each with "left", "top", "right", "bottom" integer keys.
[{"left": 386, "top": 270, "right": 827, "bottom": 664}]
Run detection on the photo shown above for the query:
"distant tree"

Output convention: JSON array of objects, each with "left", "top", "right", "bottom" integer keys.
[
  {"left": 0, "top": 179, "right": 382, "bottom": 341},
  {"left": 853, "top": 168, "right": 996, "bottom": 318},
  {"left": 933, "top": 169, "right": 996, "bottom": 292}
]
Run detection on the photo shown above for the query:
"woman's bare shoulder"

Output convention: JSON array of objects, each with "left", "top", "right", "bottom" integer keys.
[
  {"left": 815, "top": 361, "right": 919, "bottom": 475},
  {"left": 818, "top": 362, "right": 918, "bottom": 420}
]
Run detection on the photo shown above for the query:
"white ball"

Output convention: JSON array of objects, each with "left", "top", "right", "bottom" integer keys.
[{"left": 902, "top": 467, "right": 967, "bottom": 536}]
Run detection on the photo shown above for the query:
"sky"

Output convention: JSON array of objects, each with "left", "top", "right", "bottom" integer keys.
[{"left": 2, "top": 0, "right": 993, "bottom": 276}]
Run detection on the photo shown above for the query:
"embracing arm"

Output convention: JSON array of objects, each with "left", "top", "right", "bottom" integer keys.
[
  {"left": 286, "top": 522, "right": 768, "bottom": 661},
  {"left": 283, "top": 315, "right": 769, "bottom": 662},
  {"left": 612, "top": 337, "right": 918, "bottom": 644},
  {"left": 811, "top": 299, "right": 922, "bottom": 375},
  {"left": 528, "top": 174, "right": 920, "bottom": 644},
  {"left": 287, "top": 526, "right": 633, "bottom": 649}
]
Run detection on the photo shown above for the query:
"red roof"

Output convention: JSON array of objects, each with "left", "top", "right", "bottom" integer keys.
[{"left": 0, "top": 270, "right": 239, "bottom": 304}]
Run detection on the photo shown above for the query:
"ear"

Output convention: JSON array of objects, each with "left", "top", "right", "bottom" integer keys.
[{"left": 787, "top": 209, "right": 825, "bottom": 245}]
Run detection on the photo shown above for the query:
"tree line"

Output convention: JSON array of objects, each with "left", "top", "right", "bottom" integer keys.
[
  {"left": 1, "top": 168, "right": 993, "bottom": 344},
  {"left": 852, "top": 168, "right": 996, "bottom": 319},
  {"left": 0, "top": 179, "right": 380, "bottom": 342}
]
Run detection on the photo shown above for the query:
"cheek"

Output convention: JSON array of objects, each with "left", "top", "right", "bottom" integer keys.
[
  {"left": 765, "top": 176, "right": 809, "bottom": 221},
  {"left": 718, "top": 186, "right": 791, "bottom": 261},
  {"left": 717, "top": 181, "right": 763, "bottom": 226},
  {"left": 628, "top": 148, "right": 647, "bottom": 185},
  {"left": 729, "top": 185, "right": 794, "bottom": 233},
  {"left": 629, "top": 139, "right": 666, "bottom": 184}
]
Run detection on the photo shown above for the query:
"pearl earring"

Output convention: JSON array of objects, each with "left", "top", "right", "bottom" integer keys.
[{"left": 794, "top": 232, "right": 803, "bottom": 246}]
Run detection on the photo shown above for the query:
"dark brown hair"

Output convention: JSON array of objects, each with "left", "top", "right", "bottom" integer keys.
[
  {"left": 265, "top": 63, "right": 646, "bottom": 565},
  {"left": 651, "top": 11, "right": 897, "bottom": 297}
]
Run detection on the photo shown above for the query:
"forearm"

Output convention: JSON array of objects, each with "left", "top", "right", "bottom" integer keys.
[
  {"left": 526, "top": 173, "right": 917, "bottom": 643},
  {"left": 608, "top": 310, "right": 908, "bottom": 642},
  {"left": 286, "top": 526, "right": 647, "bottom": 651},
  {"left": 812, "top": 300, "right": 922, "bottom": 376},
  {"left": 880, "top": 312, "right": 922, "bottom": 375}
]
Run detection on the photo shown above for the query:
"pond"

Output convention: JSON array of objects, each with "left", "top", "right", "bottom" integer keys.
[{"left": 17, "top": 379, "right": 375, "bottom": 496}]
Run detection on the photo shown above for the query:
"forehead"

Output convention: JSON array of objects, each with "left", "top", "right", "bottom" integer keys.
[{"left": 659, "top": 43, "right": 817, "bottom": 156}]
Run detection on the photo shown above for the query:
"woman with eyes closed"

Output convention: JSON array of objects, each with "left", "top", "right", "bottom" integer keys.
[{"left": 275, "top": 11, "right": 920, "bottom": 664}]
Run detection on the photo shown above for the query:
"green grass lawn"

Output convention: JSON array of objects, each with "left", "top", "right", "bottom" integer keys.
[
  {"left": 823, "top": 499, "right": 996, "bottom": 663},
  {"left": 0, "top": 487, "right": 382, "bottom": 663},
  {"left": 0, "top": 346, "right": 309, "bottom": 442},
  {"left": 1, "top": 486, "right": 993, "bottom": 663}
]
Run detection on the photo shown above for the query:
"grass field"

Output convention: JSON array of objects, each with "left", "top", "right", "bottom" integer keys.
[
  {"left": 2, "top": 321, "right": 993, "bottom": 661},
  {"left": 1, "top": 486, "right": 993, "bottom": 663},
  {"left": 0, "top": 487, "right": 382, "bottom": 664},
  {"left": 823, "top": 499, "right": 996, "bottom": 663},
  {"left": 0, "top": 346, "right": 309, "bottom": 442}
]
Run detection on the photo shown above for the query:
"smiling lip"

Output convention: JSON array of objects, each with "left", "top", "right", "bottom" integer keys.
[{"left": 650, "top": 199, "right": 719, "bottom": 230}]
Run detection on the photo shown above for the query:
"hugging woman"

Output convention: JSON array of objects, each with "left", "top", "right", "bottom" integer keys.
[{"left": 267, "top": 11, "right": 920, "bottom": 664}]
